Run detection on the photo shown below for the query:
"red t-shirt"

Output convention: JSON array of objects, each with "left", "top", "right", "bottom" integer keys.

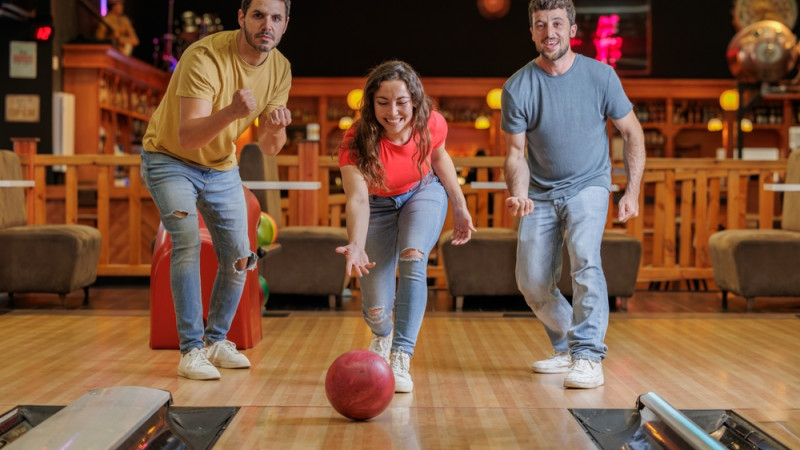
[{"left": 338, "top": 111, "right": 447, "bottom": 196}]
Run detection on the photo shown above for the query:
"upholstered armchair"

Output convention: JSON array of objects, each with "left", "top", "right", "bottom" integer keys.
[
  {"left": 0, "top": 150, "right": 102, "bottom": 307},
  {"left": 556, "top": 230, "right": 642, "bottom": 311},
  {"left": 438, "top": 227, "right": 520, "bottom": 311},
  {"left": 439, "top": 227, "right": 642, "bottom": 311},
  {"left": 709, "top": 150, "right": 800, "bottom": 311}
]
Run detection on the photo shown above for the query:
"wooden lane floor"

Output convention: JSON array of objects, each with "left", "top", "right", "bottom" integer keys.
[{"left": 0, "top": 309, "right": 798, "bottom": 448}]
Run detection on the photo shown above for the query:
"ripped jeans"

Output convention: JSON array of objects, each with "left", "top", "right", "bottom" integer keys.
[
  {"left": 360, "top": 175, "right": 448, "bottom": 356},
  {"left": 141, "top": 150, "right": 255, "bottom": 353}
]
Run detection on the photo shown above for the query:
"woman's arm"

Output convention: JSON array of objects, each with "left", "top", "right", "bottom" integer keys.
[
  {"left": 335, "top": 165, "right": 376, "bottom": 277},
  {"left": 431, "top": 145, "right": 475, "bottom": 245}
]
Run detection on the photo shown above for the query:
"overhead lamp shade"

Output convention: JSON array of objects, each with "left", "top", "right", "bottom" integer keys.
[
  {"left": 486, "top": 88, "right": 502, "bottom": 110},
  {"left": 338, "top": 116, "right": 354, "bottom": 130},
  {"left": 719, "top": 89, "right": 740, "bottom": 111},
  {"left": 707, "top": 118, "right": 723, "bottom": 132},
  {"left": 726, "top": 20, "right": 798, "bottom": 83},
  {"left": 474, "top": 115, "right": 491, "bottom": 130},
  {"left": 347, "top": 89, "right": 363, "bottom": 111},
  {"left": 740, "top": 117, "right": 754, "bottom": 132},
  {"left": 478, "top": 0, "right": 511, "bottom": 19}
]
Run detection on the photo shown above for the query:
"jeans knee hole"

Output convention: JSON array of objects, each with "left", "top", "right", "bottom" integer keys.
[
  {"left": 232, "top": 253, "right": 257, "bottom": 274},
  {"left": 400, "top": 248, "right": 424, "bottom": 262},
  {"left": 366, "top": 308, "right": 383, "bottom": 324},
  {"left": 171, "top": 210, "right": 189, "bottom": 218},
  {"left": 234, "top": 258, "right": 247, "bottom": 271}
]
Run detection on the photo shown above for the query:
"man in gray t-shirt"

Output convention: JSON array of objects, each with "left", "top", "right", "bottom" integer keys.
[{"left": 501, "top": 0, "right": 645, "bottom": 389}]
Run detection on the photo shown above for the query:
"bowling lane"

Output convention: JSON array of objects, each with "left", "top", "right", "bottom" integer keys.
[
  {"left": 216, "top": 405, "right": 595, "bottom": 449},
  {"left": 1, "top": 311, "right": 799, "bottom": 448}
]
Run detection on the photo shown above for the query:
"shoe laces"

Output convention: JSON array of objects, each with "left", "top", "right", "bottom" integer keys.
[
  {"left": 391, "top": 352, "right": 410, "bottom": 374},
  {"left": 186, "top": 349, "right": 214, "bottom": 369},
  {"left": 370, "top": 335, "right": 391, "bottom": 355},
  {"left": 569, "top": 359, "right": 597, "bottom": 375},
  {"left": 213, "top": 340, "right": 238, "bottom": 354}
]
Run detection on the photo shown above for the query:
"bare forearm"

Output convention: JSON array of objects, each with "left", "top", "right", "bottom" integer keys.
[
  {"left": 623, "top": 140, "right": 646, "bottom": 197},
  {"left": 258, "top": 126, "right": 287, "bottom": 156},
  {"left": 432, "top": 151, "right": 468, "bottom": 210},
  {"left": 504, "top": 153, "right": 530, "bottom": 198},
  {"left": 178, "top": 108, "right": 239, "bottom": 150},
  {"left": 345, "top": 197, "right": 370, "bottom": 249},
  {"left": 257, "top": 106, "right": 291, "bottom": 155}
]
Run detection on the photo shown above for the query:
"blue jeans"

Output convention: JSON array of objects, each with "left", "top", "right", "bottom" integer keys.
[
  {"left": 141, "top": 150, "right": 256, "bottom": 354},
  {"left": 515, "top": 186, "right": 610, "bottom": 362},
  {"left": 360, "top": 176, "right": 448, "bottom": 356}
]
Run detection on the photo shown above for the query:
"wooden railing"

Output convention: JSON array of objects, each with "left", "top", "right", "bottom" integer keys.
[
  {"left": 621, "top": 158, "right": 787, "bottom": 283},
  {"left": 12, "top": 139, "right": 788, "bottom": 286},
  {"left": 15, "top": 151, "right": 150, "bottom": 276}
]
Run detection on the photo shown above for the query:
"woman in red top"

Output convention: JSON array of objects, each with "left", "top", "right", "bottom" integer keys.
[{"left": 337, "top": 60, "right": 475, "bottom": 393}]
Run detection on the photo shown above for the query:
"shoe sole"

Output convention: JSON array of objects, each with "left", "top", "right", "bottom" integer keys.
[
  {"left": 563, "top": 378, "right": 604, "bottom": 389},
  {"left": 532, "top": 366, "right": 571, "bottom": 374},
  {"left": 178, "top": 371, "right": 220, "bottom": 380},
  {"left": 209, "top": 360, "right": 251, "bottom": 369},
  {"left": 394, "top": 383, "right": 413, "bottom": 393}
]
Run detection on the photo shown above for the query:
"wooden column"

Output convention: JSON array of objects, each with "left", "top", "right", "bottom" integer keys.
[
  {"left": 11, "top": 137, "right": 39, "bottom": 224},
  {"left": 297, "top": 141, "right": 319, "bottom": 226}
]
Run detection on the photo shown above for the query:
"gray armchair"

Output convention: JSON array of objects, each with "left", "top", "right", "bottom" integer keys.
[
  {"left": 439, "top": 227, "right": 642, "bottom": 311},
  {"left": 439, "top": 227, "right": 520, "bottom": 311},
  {"left": 0, "top": 150, "right": 102, "bottom": 307},
  {"left": 709, "top": 150, "right": 800, "bottom": 311}
]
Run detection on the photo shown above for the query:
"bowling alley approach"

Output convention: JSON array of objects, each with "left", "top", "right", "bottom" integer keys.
[{"left": 2, "top": 0, "right": 800, "bottom": 448}]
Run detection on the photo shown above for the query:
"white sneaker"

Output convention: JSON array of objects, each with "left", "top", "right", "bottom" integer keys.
[
  {"left": 178, "top": 348, "right": 221, "bottom": 380},
  {"left": 368, "top": 334, "right": 392, "bottom": 363},
  {"left": 390, "top": 351, "right": 413, "bottom": 393},
  {"left": 204, "top": 340, "right": 251, "bottom": 369},
  {"left": 531, "top": 352, "right": 572, "bottom": 374},
  {"left": 563, "top": 359, "right": 604, "bottom": 389}
]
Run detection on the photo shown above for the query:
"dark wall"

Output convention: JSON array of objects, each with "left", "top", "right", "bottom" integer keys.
[
  {"left": 124, "top": 0, "right": 744, "bottom": 79},
  {"left": 0, "top": 0, "right": 786, "bottom": 154},
  {"left": 0, "top": 0, "right": 52, "bottom": 156}
]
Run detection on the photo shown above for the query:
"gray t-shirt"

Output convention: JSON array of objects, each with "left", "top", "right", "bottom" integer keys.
[{"left": 501, "top": 54, "right": 632, "bottom": 200}]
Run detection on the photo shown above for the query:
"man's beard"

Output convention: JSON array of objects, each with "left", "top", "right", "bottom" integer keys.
[{"left": 244, "top": 26, "right": 275, "bottom": 53}]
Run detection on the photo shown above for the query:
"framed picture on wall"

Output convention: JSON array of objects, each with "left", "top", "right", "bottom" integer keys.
[{"left": 572, "top": 0, "right": 652, "bottom": 75}]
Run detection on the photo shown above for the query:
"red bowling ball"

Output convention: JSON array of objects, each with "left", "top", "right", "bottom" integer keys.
[{"left": 325, "top": 350, "right": 395, "bottom": 420}]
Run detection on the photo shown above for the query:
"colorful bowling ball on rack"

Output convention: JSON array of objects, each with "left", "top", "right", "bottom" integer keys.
[{"left": 257, "top": 212, "right": 278, "bottom": 247}]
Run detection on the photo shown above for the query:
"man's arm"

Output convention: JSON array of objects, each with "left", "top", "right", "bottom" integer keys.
[
  {"left": 257, "top": 106, "right": 292, "bottom": 156},
  {"left": 503, "top": 132, "right": 534, "bottom": 217},
  {"left": 611, "top": 110, "right": 646, "bottom": 223},
  {"left": 177, "top": 90, "right": 256, "bottom": 150}
]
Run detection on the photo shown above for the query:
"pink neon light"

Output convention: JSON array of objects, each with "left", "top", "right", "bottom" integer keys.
[{"left": 593, "top": 14, "right": 622, "bottom": 67}]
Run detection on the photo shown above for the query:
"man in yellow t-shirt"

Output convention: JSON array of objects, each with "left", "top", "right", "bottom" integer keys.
[{"left": 141, "top": 0, "right": 292, "bottom": 381}]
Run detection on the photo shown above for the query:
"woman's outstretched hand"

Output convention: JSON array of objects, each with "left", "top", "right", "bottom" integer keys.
[
  {"left": 335, "top": 243, "right": 376, "bottom": 277},
  {"left": 450, "top": 208, "right": 476, "bottom": 245}
]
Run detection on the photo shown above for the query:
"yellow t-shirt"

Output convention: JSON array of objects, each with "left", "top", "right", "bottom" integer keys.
[{"left": 143, "top": 30, "right": 291, "bottom": 170}]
